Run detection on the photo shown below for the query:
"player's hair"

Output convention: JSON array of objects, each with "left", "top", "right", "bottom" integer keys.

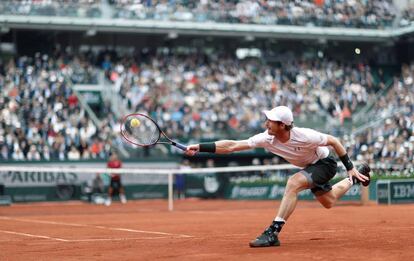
[
  {"left": 285, "top": 123, "right": 294, "bottom": 131},
  {"left": 275, "top": 121, "right": 294, "bottom": 131}
]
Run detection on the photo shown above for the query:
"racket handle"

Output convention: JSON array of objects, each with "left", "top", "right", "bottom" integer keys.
[{"left": 172, "top": 142, "right": 187, "bottom": 151}]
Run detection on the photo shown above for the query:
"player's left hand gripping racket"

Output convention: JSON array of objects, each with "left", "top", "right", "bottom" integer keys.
[{"left": 120, "top": 113, "right": 187, "bottom": 151}]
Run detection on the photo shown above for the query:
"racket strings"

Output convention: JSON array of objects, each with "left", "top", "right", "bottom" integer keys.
[
  {"left": 124, "top": 116, "right": 160, "bottom": 146},
  {"left": 141, "top": 124, "right": 158, "bottom": 144}
]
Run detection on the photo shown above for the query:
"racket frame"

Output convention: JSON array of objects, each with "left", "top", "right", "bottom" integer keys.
[{"left": 120, "top": 113, "right": 187, "bottom": 151}]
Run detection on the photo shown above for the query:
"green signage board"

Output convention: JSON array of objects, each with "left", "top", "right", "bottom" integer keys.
[
  {"left": 224, "top": 182, "right": 362, "bottom": 201},
  {"left": 184, "top": 173, "right": 227, "bottom": 198},
  {"left": 377, "top": 179, "right": 414, "bottom": 204},
  {"left": 78, "top": 90, "right": 102, "bottom": 105},
  {"left": 377, "top": 180, "right": 390, "bottom": 204}
]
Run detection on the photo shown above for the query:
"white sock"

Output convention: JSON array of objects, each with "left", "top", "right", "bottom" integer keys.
[{"left": 274, "top": 216, "right": 286, "bottom": 223}]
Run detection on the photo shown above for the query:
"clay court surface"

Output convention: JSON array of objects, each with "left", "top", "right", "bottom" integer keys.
[{"left": 0, "top": 199, "right": 413, "bottom": 261}]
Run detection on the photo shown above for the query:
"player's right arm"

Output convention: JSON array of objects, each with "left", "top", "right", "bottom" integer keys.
[
  {"left": 325, "top": 135, "right": 369, "bottom": 183},
  {"left": 185, "top": 140, "right": 251, "bottom": 156}
]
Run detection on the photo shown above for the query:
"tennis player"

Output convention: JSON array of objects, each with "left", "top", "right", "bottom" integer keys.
[{"left": 185, "top": 106, "right": 370, "bottom": 247}]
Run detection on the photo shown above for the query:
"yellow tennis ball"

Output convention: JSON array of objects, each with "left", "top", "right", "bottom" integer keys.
[{"left": 130, "top": 118, "right": 140, "bottom": 127}]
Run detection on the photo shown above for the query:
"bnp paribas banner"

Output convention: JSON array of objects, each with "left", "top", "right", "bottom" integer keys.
[
  {"left": 1, "top": 171, "right": 80, "bottom": 187},
  {"left": 0, "top": 162, "right": 177, "bottom": 202},
  {"left": 0, "top": 162, "right": 175, "bottom": 187},
  {"left": 225, "top": 182, "right": 362, "bottom": 200}
]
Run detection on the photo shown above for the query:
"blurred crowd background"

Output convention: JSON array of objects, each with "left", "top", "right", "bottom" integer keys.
[
  {"left": 0, "top": 0, "right": 413, "bottom": 175},
  {"left": 1, "top": 0, "right": 411, "bottom": 28}
]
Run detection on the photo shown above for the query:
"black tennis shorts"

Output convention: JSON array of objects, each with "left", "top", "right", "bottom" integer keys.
[
  {"left": 110, "top": 179, "right": 122, "bottom": 192},
  {"left": 300, "top": 156, "right": 337, "bottom": 196}
]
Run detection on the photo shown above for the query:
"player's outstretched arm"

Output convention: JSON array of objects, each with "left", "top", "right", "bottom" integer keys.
[
  {"left": 326, "top": 135, "right": 369, "bottom": 183},
  {"left": 185, "top": 140, "right": 251, "bottom": 156}
]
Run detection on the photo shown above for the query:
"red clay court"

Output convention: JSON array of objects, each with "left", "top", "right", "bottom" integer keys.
[{"left": 0, "top": 199, "right": 413, "bottom": 261}]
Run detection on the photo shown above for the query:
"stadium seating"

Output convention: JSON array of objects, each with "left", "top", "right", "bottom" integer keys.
[
  {"left": 0, "top": 0, "right": 399, "bottom": 28},
  {"left": 110, "top": 0, "right": 397, "bottom": 28},
  {"left": 0, "top": 53, "right": 110, "bottom": 161},
  {"left": 0, "top": 1, "right": 412, "bottom": 173},
  {"left": 0, "top": 0, "right": 101, "bottom": 18},
  {"left": 2, "top": 50, "right": 412, "bottom": 171},
  {"left": 344, "top": 62, "right": 414, "bottom": 171}
]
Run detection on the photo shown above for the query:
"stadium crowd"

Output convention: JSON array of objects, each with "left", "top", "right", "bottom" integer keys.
[
  {"left": 109, "top": 49, "right": 376, "bottom": 140},
  {"left": 0, "top": 0, "right": 101, "bottom": 18},
  {"left": 111, "top": 0, "right": 398, "bottom": 28},
  {"left": 0, "top": 52, "right": 111, "bottom": 162},
  {"left": 344, "top": 62, "right": 414, "bottom": 173},
  {"left": 0, "top": 0, "right": 401, "bottom": 29},
  {"left": 0, "top": 49, "right": 412, "bottom": 174},
  {"left": 399, "top": 1, "right": 414, "bottom": 27}
]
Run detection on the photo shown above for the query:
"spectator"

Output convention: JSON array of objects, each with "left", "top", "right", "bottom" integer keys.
[
  {"left": 41, "top": 145, "right": 51, "bottom": 161},
  {"left": 67, "top": 146, "right": 81, "bottom": 160},
  {"left": 12, "top": 147, "right": 25, "bottom": 160},
  {"left": 26, "top": 145, "right": 41, "bottom": 161}
]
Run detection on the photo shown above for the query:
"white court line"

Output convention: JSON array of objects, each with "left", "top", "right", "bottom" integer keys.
[
  {"left": 0, "top": 216, "right": 193, "bottom": 238},
  {"left": 101, "top": 227, "right": 192, "bottom": 238},
  {"left": 0, "top": 230, "right": 180, "bottom": 243},
  {"left": 68, "top": 236, "right": 171, "bottom": 242},
  {"left": 0, "top": 217, "right": 86, "bottom": 227},
  {"left": 0, "top": 229, "right": 68, "bottom": 242}
]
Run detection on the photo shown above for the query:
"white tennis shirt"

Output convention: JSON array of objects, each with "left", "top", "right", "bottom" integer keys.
[{"left": 247, "top": 127, "right": 330, "bottom": 168}]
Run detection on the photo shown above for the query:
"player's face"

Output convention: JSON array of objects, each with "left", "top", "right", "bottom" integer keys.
[{"left": 265, "top": 119, "right": 285, "bottom": 135}]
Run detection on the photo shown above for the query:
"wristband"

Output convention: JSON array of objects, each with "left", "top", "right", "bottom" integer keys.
[
  {"left": 199, "top": 143, "right": 216, "bottom": 153},
  {"left": 339, "top": 154, "right": 354, "bottom": 171}
]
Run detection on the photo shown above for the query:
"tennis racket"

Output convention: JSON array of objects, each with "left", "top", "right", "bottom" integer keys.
[{"left": 120, "top": 113, "right": 187, "bottom": 151}]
